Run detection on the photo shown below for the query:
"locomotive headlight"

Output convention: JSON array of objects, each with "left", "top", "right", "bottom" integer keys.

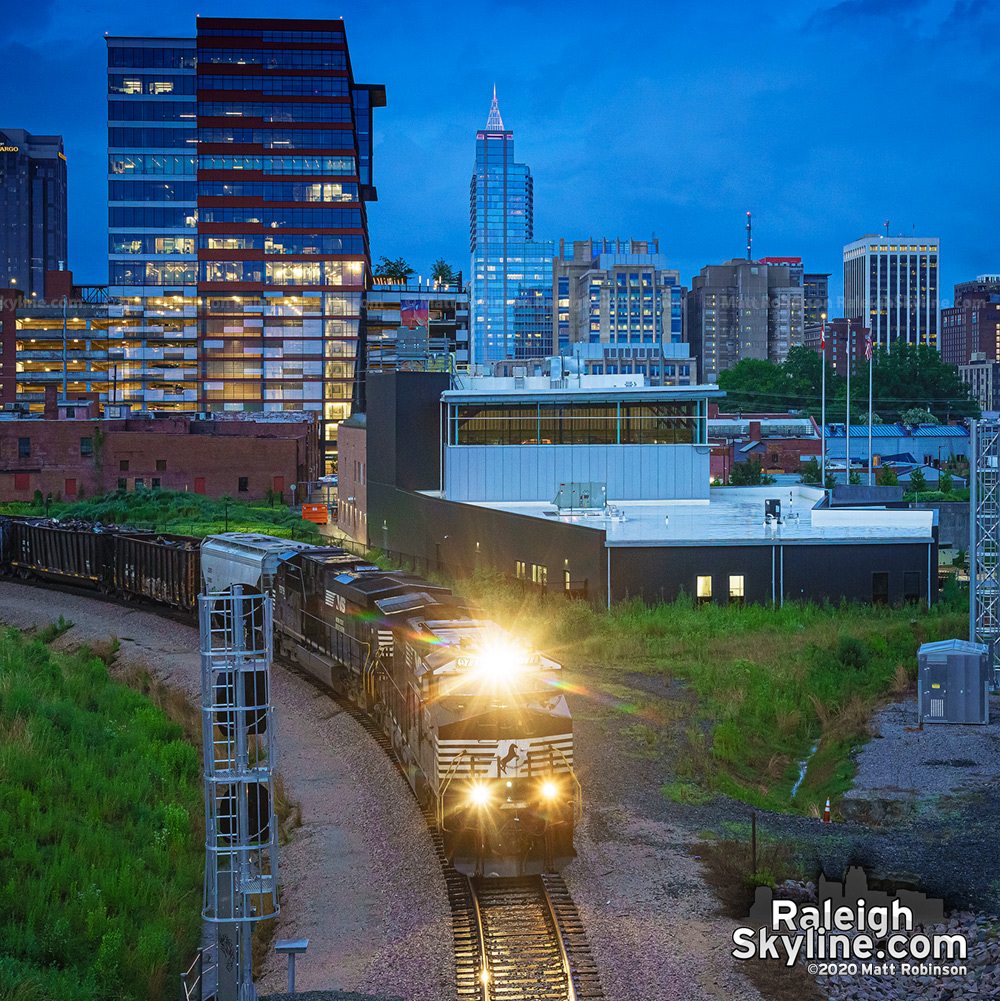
[
  {"left": 477, "top": 646, "right": 518, "bottom": 682},
  {"left": 469, "top": 783, "right": 491, "bottom": 807},
  {"left": 541, "top": 780, "right": 558, "bottom": 800}
]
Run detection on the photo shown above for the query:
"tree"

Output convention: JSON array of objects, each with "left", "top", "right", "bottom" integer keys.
[
  {"left": 718, "top": 359, "right": 794, "bottom": 413},
  {"left": 879, "top": 466, "right": 899, "bottom": 487},
  {"left": 854, "top": 411, "right": 884, "bottom": 425},
  {"left": 900, "top": 407, "right": 940, "bottom": 426},
  {"left": 729, "top": 457, "right": 776, "bottom": 486},
  {"left": 431, "top": 258, "right": 458, "bottom": 287},
  {"left": 849, "top": 469, "right": 862, "bottom": 485},
  {"left": 374, "top": 255, "right": 415, "bottom": 282},
  {"left": 871, "top": 343, "right": 979, "bottom": 422},
  {"left": 939, "top": 470, "right": 953, "bottom": 493},
  {"left": 800, "top": 457, "right": 821, "bottom": 484},
  {"left": 909, "top": 466, "right": 926, "bottom": 492}
]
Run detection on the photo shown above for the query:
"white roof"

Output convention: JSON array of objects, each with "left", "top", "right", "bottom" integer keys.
[{"left": 428, "top": 485, "right": 935, "bottom": 547}]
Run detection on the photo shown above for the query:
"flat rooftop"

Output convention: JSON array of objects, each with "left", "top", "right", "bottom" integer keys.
[{"left": 422, "top": 485, "right": 935, "bottom": 547}]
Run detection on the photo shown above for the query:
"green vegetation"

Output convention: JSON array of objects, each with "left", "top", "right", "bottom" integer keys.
[
  {"left": 0, "top": 626, "right": 203, "bottom": 1000},
  {"left": 373, "top": 254, "right": 414, "bottom": 282},
  {"left": 719, "top": 343, "right": 979, "bottom": 423},
  {"left": 431, "top": 258, "right": 458, "bottom": 286},
  {"left": 0, "top": 489, "right": 322, "bottom": 542},
  {"left": 727, "top": 457, "right": 776, "bottom": 486},
  {"left": 456, "top": 570, "right": 968, "bottom": 816}
]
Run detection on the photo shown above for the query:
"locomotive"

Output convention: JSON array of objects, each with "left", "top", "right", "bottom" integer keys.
[{"left": 0, "top": 517, "right": 579, "bottom": 874}]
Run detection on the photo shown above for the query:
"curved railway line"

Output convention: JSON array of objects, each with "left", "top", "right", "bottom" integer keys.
[
  {"left": 4, "top": 570, "right": 604, "bottom": 1001},
  {"left": 319, "top": 678, "right": 603, "bottom": 1001}
]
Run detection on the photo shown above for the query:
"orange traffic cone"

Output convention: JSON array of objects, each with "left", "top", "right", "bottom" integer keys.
[{"left": 822, "top": 797, "right": 831, "bottom": 823}]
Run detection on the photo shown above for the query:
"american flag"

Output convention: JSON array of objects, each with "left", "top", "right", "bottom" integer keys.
[{"left": 864, "top": 329, "right": 873, "bottom": 361}]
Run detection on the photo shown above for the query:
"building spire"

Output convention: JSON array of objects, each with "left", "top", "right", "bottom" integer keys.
[{"left": 486, "top": 84, "right": 504, "bottom": 130}]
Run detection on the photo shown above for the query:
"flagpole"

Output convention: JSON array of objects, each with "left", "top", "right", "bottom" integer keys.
[
  {"left": 846, "top": 322, "right": 851, "bottom": 484},
  {"left": 821, "top": 315, "right": 826, "bottom": 487},
  {"left": 867, "top": 328, "right": 874, "bottom": 485}
]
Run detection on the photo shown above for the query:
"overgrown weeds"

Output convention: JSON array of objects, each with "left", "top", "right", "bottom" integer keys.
[
  {"left": 4, "top": 489, "right": 322, "bottom": 542},
  {"left": 455, "top": 569, "right": 967, "bottom": 814},
  {"left": 36, "top": 616, "right": 73, "bottom": 644},
  {"left": 0, "top": 628, "right": 204, "bottom": 1001}
]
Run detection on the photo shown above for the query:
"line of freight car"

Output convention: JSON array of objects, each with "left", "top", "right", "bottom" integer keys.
[{"left": 0, "top": 515, "right": 202, "bottom": 613}]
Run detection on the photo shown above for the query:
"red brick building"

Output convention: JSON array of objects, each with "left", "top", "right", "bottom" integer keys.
[
  {"left": 335, "top": 414, "right": 368, "bottom": 543},
  {"left": 804, "top": 317, "right": 870, "bottom": 376},
  {"left": 940, "top": 276, "right": 1000, "bottom": 367},
  {"left": 708, "top": 411, "right": 822, "bottom": 481},
  {"left": 0, "top": 403, "right": 321, "bottom": 502}
]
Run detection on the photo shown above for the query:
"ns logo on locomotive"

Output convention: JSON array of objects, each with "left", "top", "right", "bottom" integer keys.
[{"left": 0, "top": 516, "right": 579, "bottom": 876}]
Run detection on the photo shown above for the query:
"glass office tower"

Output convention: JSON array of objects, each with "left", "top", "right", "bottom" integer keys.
[
  {"left": 469, "top": 91, "right": 552, "bottom": 363},
  {"left": 0, "top": 129, "right": 68, "bottom": 296},
  {"left": 107, "top": 18, "right": 383, "bottom": 467},
  {"left": 107, "top": 37, "right": 199, "bottom": 409}
]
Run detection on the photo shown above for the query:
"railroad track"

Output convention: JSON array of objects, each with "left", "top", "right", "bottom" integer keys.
[
  {"left": 469, "top": 875, "right": 603, "bottom": 1001},
  {"left": 5, "top": 581, "right": 603, "bottom": 1001},
  {"left": 325, "top": 691, "right": 603, "bottom": 1001}
]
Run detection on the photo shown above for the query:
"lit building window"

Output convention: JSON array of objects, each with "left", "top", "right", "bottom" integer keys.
[
  {"left": 697, "top": 576, "right": 712, "bottom": 602},
  {"left": 729, "top": 575, "right": 745, "bottom": 603}
]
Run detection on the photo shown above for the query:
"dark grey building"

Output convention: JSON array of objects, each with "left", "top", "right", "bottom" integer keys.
[
  {"left": 361, "top": 372, "right": 938, "bottom": 610},
  {"left": 0, "top": 129, "right": 68, "bottom": 297},
  {"left": 687, "top": 259, "right": 803, "bottom": 382}
]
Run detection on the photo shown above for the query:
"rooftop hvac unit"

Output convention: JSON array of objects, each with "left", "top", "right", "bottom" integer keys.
[
  {"left": 552, "top": 481, "right": 607, "bottom": 510},
  {"left": 917, "top": 639, "right": 990, "bottom": 724}
]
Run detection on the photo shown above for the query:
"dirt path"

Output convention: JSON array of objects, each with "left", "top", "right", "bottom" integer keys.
[{"left": 0, "top": 582, "right": 453, "bottom": 1000}]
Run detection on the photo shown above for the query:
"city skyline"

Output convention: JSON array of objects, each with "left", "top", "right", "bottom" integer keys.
[{"left": 2, "top": 0, "right": 997, "bottom": 308}]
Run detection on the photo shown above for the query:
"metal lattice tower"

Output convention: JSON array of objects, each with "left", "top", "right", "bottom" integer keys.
[
  {"left": 200, "top": 587, "right": 280, "bottom": 1001},
  {"left": 970, "top": 419, "right": 1000, "bottom": 686}
]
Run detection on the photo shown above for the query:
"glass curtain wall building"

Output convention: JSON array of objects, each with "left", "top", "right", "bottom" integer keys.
[
  {"left": 107, "top": 38, "right": 199, "bottom": 410},
  {"left": 469, "top": 91, "right": 552, "bottom": 363},
  {"left": 107, "top": 19, "right": 383, "bottom": 467},
  {"left": 0, "top": 129, "right": 68, "bottom": 297}
]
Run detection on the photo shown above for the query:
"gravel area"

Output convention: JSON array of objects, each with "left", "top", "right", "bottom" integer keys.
[
  {"left": 843, "top": 694, "right": 1000, "bottom": 819},
  {"left": 564, "top": 662, "right": 1000, "bottom": 1001},
  {"left": 0, "top": 582, "right": 453, "bottom": 1001},
  {"left": 563, "top": 807, "right": 762, "bottom": 1001}
]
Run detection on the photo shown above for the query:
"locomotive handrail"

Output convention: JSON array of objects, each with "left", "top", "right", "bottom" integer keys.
[
  {"left": 536, "top": 745, "right": 583, "bottom": 824},
  {"left": 435, "top": 749, "right": 472, "bottom": 831}
]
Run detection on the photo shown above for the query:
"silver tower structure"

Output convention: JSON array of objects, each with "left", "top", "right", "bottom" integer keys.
[
  {"left": 200, "top": 587, "right": 280, "bottom": 1001},
  {"left": 970, "top": 419, "right": 1000, "bottom": 686}
]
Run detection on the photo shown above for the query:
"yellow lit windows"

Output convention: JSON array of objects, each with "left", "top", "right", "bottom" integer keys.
[
  {"left": 696, "top": 576, "right": 712, "bottom": 602},
  {"left": 729, "top": 575, "right": 745, "bottom": 604}
]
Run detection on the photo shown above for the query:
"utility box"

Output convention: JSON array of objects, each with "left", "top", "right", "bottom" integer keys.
[
  {"left": 917, "top": 639, "right": 990, "bottom": 724},
  {"left": 552, "top": 482, "right": 607, "bottom": 510}
]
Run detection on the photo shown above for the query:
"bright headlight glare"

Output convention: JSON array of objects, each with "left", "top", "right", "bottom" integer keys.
[
  {"left": 542, "top": 781, "right": 558, "bottom": 799},
  {"left": 477, "top": 647, "right": 518, "bottom": 681},
  {"left": 469, "top": 784, "right": 490, "bottom": 807}
]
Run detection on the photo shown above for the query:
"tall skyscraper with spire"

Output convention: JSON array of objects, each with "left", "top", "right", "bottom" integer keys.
[{"left": 469, "top": 89, "right": 552, "bottom": 363}]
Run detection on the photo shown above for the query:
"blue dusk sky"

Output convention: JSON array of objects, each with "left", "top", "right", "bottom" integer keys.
[{"left": 3, "top": 0, "right": 997, "bottom": 309}]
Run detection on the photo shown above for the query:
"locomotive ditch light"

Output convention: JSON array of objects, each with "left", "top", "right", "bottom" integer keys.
[
  {"left": 541, "top": 780, "right": 558, "bottom": 800},
  {"left": 469, "top": 783, "right": 491, "bottom": 807}
]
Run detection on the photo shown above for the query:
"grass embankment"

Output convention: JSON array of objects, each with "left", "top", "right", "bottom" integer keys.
[
  {"left": 453, "top": 570, "right": 968, "bottom": 816},
  {"left": 0, "top": 626, "right": 204, "bottom": 1001},
  {"left": 0, "top": 489, "right": 322, "bottom": 542}
]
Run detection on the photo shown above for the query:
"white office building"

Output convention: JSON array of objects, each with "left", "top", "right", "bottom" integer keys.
[{"left": 843, "top": 235, "right": 940, "bottom": 352}]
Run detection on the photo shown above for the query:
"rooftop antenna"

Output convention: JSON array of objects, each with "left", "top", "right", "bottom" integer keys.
[
  {"left": 884, "top": 219, "right": 889, "bottom": 237},
  {"left": 746, "top": 211, "right": 752, "bottom": 261}
]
